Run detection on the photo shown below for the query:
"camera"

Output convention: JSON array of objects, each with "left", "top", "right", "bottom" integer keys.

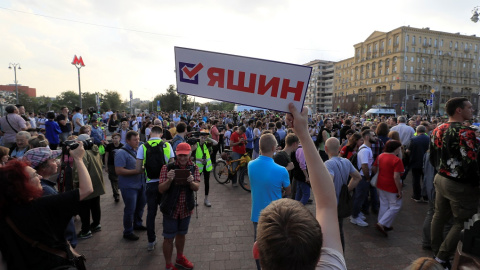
[
  {"left": 185, "top": 131, "right": 201, "bottom": 145},
  {"left": 63, "top": 138, "right": 95, "bottom": 151}
]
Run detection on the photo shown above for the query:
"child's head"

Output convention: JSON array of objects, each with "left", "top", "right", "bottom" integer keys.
[{"left": 255, "top": 199, "right": 323, "bottom": 270}]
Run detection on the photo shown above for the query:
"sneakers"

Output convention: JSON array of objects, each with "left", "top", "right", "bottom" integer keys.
[
  {"left": 166, "top": 265, "right": 179, "bottom": 270},
  {"left": 358, "top": 212, "right": 367, "bottom": 221},
  {"left": 411, "top": 196, "right": 423, "bottom": 203},
  {"left": 77, "top": 230, "right": 92, "bottom": 239},
  {"left": 175, "top": 255, "right": 194, "bottom": 270},
  {"left": 147, "top": 239, "right": 157, "bottom": 251},
  {"left": 434, "top": 257, "right": 451, "bottom": 270},
  {"left": 91, "top": 224, "right": 102, "bottom": 233},
  {"left": 350, "top": 216, "right": 368, "bottom": 227},
  {"left": 204, "top": 199, "right": 211, "bottom": 207},
  {"left": 123, "top": 233, "right": 140, "bottom": 241}
]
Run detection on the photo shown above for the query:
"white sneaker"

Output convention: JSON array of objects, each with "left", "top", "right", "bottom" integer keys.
[
  {"left": 358, "top": 212, "right": 367, "bottom": 221},
  {"left": 147, "top": 239, "right": 156, "bottom": 251},
  {"left": 204, "top": 199, "right": 211, "bottom": 207},
  {"left": 350, "top": 216, "right": 368, "bottom": 227}
]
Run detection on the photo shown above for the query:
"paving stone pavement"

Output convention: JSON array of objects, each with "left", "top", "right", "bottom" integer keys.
[{"left": 74, "top": 168, "right": 432, "bottom": 270}]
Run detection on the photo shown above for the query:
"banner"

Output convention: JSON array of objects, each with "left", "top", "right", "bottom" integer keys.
[
  {"left": 157, "top": 100, "right": 161, "bottom": 111},
  {"left": 175, "top": 47, "right": 311, "bottom": 113}
]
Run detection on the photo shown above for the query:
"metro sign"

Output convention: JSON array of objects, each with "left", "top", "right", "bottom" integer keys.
[
  {"left": 175, "top": 47, "right": 311, "bottom": 112},
  {"left": 72, "top": 55, "right": 85, "bottom": 67}
]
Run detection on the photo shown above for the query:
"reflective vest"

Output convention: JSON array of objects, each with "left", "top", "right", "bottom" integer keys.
[
  {"left": 143, "top": 139, "right": 173, "bottom": 182},
  {"left": 195, "top": 142, "right": 212, "bottom": 173}
]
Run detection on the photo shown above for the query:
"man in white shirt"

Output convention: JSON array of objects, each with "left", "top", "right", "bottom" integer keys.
[
  {"left": 390, "top": 116, "right": 414, "bottom": 146},
  {"left": 350, "top": 129, "right": 376, "bottom": 227}
]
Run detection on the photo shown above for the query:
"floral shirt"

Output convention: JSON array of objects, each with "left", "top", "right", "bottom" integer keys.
[{"left": 430, "top": 122, "right": 479, "bottom": 186}]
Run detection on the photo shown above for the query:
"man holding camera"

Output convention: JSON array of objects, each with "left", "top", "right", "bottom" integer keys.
[{"left": 158, "top": 142, "right": 200, "bottom": 270}]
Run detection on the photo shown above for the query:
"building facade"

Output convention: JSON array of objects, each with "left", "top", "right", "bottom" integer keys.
[
  {"left": 333, "top": 26, "right": 480, "bottom": 115},
  {"left": 0, "top": 84, "right": 37, "bottom": 98},
  {"left": 304, "top": 60, "right": 334, "bottom": 113}
]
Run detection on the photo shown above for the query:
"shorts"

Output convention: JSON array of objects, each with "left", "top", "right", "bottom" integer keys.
[{"left": 162, "top": 215, "right": 191, "bottom": 239}]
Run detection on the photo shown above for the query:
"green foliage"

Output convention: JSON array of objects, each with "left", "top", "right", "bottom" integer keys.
[{"left": 203, "top": 101, "right": 235, "bottom": 111}]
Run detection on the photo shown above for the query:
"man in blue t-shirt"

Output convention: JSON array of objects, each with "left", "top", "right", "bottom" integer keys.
[{"left": 248, "top": 133, "right": 290, "bottom": 270}]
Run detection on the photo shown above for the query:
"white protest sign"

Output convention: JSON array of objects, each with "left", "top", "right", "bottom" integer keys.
[{"left": 175, "top": 47, "right": 312, "bottom": 113}]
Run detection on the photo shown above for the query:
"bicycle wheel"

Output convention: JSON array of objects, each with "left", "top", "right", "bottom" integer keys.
[
  {"left": 213, "top": 160, "right": 230, "bottom": 184},
  {"left": 239, "top": 167, "right": 251, "bottom": 192}
]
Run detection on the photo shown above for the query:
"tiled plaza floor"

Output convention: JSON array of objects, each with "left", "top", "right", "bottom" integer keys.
[{"left": 74, "top": 169, "right": 432, "bottom": 270}]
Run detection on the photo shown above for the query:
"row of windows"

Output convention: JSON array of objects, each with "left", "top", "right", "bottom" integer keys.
[{"left": 406, "top": 35, "right": 478, "bottom": 52}]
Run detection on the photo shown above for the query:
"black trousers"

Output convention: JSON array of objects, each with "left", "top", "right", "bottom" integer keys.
[{"left": 79, "top": 196, "right": 101, "bottom": 233}]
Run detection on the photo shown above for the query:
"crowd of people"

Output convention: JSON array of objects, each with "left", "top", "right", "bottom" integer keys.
[{"left": 0, "top": 97, "right": 478, "bottom": 269}]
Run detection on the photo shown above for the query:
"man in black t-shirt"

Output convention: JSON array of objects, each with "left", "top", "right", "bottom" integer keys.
[
  {"left": 105, "top": 133, "right": 123, "bottom": 202},
  {"left": 56, "top": 106, "right": 72, "bottom": 143},
  {"left": 273, "top": 133, "right": 299, "bottom": 198}
]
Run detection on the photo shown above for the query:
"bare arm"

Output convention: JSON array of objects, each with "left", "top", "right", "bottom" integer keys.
[
  {"left": 286, "top": 104, "right": 342, "bottom": 253},
  {"left": 158, "top": 169, "right": 175, "bottom": 193},
  {"left": 361, "top": 163, "right": 370, "bottom": 181},
  {"left": 136, "top": 159, "right": 143, "bottom": 172},
  {"left": 115, "top": 166, "right": 140, "bottom": 176},
  {"left": 70, "top": 143, "right": 93, "bottom": 200},
  {"left": 347, "top": 170, "right": 362, "bottom": 192}
]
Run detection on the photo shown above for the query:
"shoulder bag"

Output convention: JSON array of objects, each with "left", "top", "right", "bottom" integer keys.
[
  {"left": 370, "top": 154, "right": 381, "bottom": 187},
  {"left": 334, "top": 159, "right": 352, "bottom": 218}
]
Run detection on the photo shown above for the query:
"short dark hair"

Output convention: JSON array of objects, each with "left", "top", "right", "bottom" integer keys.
[
  {"left": 60, "top": 106, "right": 68, "bottom": 111},
  {"left": 150, "top": 125, "right": 163, "bottom": 134},
  {"left": 361, "top": 129, "right": 372, "bottom": 138},
  {"left": 126, "top": 131, "right": 139, "bottom": 141},
  {"left": 344, "top": 119, "right": 351, "bottom": 126},
  {"left": 257, "top": 199, "right": 322, "bottom": 270},
  {"left": 46, "top": 112, "right": 55, "bottom": 120},
  {"left": 74, "top": 106, "right": 82, "bottom": 112},
  {"left": 248, "top": 119, "right": 255, "bottom": 126},
  {"left": 275, "top": 121, "right": 282, "bottom": 129},
  {"left": 5, "top": 105, "right": 16, "bottom": 114},
  {"left": 15, "top": 104, "right": 23, "bottom": 109},
  {"left": 239, "top": 126, "right": 246, "bottom": 132},
  {"left": 445, "top": 97, "right": 469, "bottom": 117},
  {"left": 384, "top": 140, "right": 402, "bottom": 153},
  {"left": 176, "top": 122, "right": 187, "bottom": 133},
  {"left": 376, "top": 122, "right": 389, "bottom": 137},
  {"left": 285, "top": 133, "right": 299, "bottom": 146},
  {"left": 111, "top": 133, "right": 121, "bottom": 139}
]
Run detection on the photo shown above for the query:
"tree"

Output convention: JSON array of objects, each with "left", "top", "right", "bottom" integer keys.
[
  {"left": 101, "top": 90, "right": 125, "bottom": 112},
  {"left": 56, "top": 91, "right": 80, "bottom": 109}
]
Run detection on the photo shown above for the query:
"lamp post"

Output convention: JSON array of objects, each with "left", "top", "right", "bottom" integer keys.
[
  {"left": 8, "top": 63, "right": 21, "bottom": 104},
  {"left": 71, "top": 55, "right": 85, "bottom": 109}
]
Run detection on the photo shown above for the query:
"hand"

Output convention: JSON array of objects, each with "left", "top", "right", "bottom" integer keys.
[
  {"left": 187, "top": 175, "right": 194, "bottom": 183},
  {"left": 286, "top": 162, "right": 294, "bottom": 171},
  {"left": 69, "top": 142, "right": 85, "bottom": 160},
  {"left": 397, "top": 191, "right": 403, "bottom": 200},
  {"left": 167, "top": 170, "right": 175, "bottom": 181},
  {"left": 305, "top": 177, "right": 310, "bottom": 183},
  {"left": 286, "top": 103, "right": 309, "bottom": 138}
]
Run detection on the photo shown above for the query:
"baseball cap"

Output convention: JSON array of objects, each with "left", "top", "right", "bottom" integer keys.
[
  {"left": 76, "top": 134, "right": 91, "bottom": 142},
  {"left": 176, "top": 143, "right": 191, "bottom": 155},
  {"left": 23, "top": 147, "right": 62, "bottom": 169}
]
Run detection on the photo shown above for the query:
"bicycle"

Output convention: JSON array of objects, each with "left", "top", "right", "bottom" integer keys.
[{"left": 213, "top": 150, "right": 251, "bottom": 192}]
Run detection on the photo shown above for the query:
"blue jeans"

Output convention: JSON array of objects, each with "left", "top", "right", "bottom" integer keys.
[
  {"left": 352, "top": 176, "right": 370, "bottom": 218},
  {"left": 120, "top": 186, "right": 147, "bottom": 235},
  {"left": 146, "top": 182, "right": 161, "bottom": 243},
  {"left": 295, "top": 181, "right": 311, "bottom": 205}
]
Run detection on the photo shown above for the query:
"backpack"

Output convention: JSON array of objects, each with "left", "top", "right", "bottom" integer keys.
[
  {"left": 349, "top": 146, "right": 367, "bottom": 171},
  {"left": 144, "top": 141, "right": 166, "bottom": 179}
]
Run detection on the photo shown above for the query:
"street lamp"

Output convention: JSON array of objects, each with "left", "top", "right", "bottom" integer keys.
[
  {"left": 8, "top": 63, "right": 21, "bottom": 104},
  {"left": 472, "top": 6, "right": 480, "bottom": 23}
]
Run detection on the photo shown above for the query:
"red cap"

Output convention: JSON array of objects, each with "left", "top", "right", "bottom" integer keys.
[{"left": 176, "top": 143, "right": 191, "bottom": 155}]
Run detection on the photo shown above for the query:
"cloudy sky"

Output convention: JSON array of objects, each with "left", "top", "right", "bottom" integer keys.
[{"left": 1, "top": 0, "right": 480, "bottom": 102}]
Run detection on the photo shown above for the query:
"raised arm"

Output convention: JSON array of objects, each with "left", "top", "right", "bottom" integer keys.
[
  {"left": 69, "top": 142, "right": 93, "bottom": 200},
  {"left": 286, "top": 103, "right": 342, "bottom": 253}
]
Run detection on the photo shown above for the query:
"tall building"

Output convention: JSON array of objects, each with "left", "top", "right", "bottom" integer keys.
[
  {"left": 304, "top": 60, "right": 334, "bottom": 113},
  {"left": 333, "top": 26, "right": 480, "bottom": 115}
]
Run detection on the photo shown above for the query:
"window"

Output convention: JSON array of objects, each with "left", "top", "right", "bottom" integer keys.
[
  {"left": 440, "top": 39, "right": 443, "bottom": 47},
  {"left": 450, "top": 41, "right": 453, "bottom": 48},
  {"left": 455, "top": 42, "right": 458, "bottom": 49},
  {"left": 411, "top": 56, "right": 414, "bottom": 62},
  {"left": 434, "top": 39, "right": 437, "bottom": 47},
  {"left": 405, "top": 56, "right": 408, "bottom": 62},
  {"left": 412, "top": 36, "right": 415, "bottom": 45},
  {"left": 410, "top": 66, "right": 414, "bottom": 73}
]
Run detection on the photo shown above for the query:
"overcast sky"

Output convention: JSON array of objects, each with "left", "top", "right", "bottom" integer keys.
[{"left": 1, "top": 0, "right": 480, "bottom": 102}]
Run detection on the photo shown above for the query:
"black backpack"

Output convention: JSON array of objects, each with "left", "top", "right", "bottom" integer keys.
[
  {"left": 144, "top": 141, "right": 166, "bottom": 179},
  {"left": 349, "top": 146, "right": 367, "bottom": 171}
]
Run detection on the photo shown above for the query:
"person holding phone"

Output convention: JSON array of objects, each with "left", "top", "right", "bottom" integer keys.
[{"left": 158, "top": 142, "right": 200, "bottom": 270}]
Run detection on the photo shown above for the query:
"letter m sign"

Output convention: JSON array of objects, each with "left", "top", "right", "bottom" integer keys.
[{"left": 72, "top": 55, "right": 85, "bottom": 67}]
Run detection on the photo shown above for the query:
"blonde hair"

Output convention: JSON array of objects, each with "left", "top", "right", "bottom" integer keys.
[{"left": 406, "top": 257, "right": 443, "bottom": 270}]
